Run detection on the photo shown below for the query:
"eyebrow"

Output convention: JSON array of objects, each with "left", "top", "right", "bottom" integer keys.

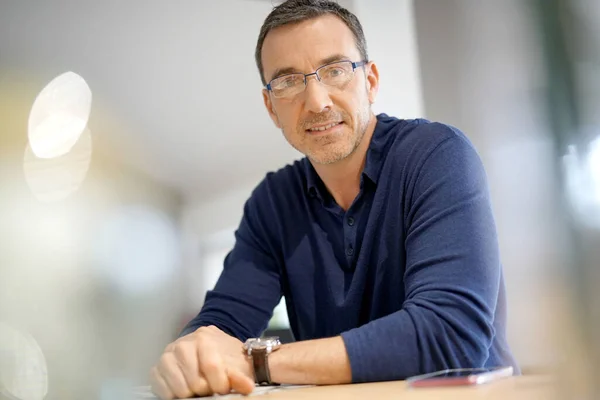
[{"left": 269, "top": 54, "right": 351, "bottom": 81}]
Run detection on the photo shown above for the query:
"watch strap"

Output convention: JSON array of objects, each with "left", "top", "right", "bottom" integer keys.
[{"left": 251, "top": 347, "right": 272, "bottom": 385}]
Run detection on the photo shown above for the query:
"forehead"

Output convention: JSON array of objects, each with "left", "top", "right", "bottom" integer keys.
[{"left": 261, "top": 14, "right": 361, "bottom": 77}]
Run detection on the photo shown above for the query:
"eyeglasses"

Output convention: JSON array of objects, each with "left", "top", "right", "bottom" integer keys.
[{"left": 266, "top": 60, "right": 368, "bottom": 99}]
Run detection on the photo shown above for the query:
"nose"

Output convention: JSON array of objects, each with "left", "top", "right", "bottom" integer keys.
[{"left": 302, "top": 74, "right": 333, "bottom": 114}]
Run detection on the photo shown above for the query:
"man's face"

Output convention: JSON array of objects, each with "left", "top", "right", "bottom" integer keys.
[{"left": 261, "top": 14, "right": 379, "bottom": 165}]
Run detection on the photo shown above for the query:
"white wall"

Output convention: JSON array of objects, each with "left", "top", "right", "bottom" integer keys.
[{"left": 352, "top": 0, "right": 424, "bottom": 119}]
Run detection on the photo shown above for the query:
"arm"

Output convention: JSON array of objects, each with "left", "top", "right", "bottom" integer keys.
[
  {"left": 266, "top": 132, "right": 501, "bottom": 384},
  {"left": 269, "top": 337, "right": 352, "bottom": 385},
  {"left": 341, "top": 133, "right": 501, "bottom": 382}
]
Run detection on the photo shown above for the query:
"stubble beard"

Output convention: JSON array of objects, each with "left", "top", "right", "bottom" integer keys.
[{"left": 294, "top": 104, "right": 371, "bottom": 165}]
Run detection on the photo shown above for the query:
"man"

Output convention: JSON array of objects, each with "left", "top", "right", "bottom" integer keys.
[{"left": 150, "top": 0, "right": 518, "bottom": 398}]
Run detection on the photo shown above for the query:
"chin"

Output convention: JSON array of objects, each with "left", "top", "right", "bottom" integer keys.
[{"left": 307, "top": 147, "right": 353, "bottom": 165}]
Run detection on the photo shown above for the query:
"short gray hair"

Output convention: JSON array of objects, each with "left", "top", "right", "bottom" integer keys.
[{"left": 255, "top": 0, "right": 369, "bottom": 86}]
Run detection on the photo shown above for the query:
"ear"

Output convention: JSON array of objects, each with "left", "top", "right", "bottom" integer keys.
[
  {"left": 262, "top": 88, "right": 282, "bottom": 129},
  {"left": 364, "top": 61, "right": 380, "bottom": 104}
]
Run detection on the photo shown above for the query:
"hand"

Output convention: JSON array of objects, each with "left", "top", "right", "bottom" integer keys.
[{"left": 150, "top": 326, "right": 255, "bottom": 399}]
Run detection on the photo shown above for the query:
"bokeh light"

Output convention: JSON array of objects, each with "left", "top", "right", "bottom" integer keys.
[
  {"left": 23, "top": 127, "right": 92, "bottom": 202},
  {"left": 0, "top": 322, "right": 48, "bottom": 400},
  {"left": 588, "top": 136, "right": 600, "bottom": 206},
  {"left": 27, "top": 72, "right": 92, "bottom": 159},
  {"left": 563, "top": 135, "right": 600, "bottom": 228}
]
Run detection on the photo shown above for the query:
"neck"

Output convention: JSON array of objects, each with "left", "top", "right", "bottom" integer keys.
[{"left": 312, "top": 114, "right": 377, "bottom": 211}]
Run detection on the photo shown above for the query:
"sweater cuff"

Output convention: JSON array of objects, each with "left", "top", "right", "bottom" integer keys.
[
  {"left": 340, "top": 315, "right": 420, "bottom": 383},
  {"left": 340, "top": 328, "right": 370, "bottom": 383}
]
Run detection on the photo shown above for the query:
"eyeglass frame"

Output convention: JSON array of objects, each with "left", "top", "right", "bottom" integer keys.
[{"left": 265, "top": 59, "right": 369, "bottom": 97}]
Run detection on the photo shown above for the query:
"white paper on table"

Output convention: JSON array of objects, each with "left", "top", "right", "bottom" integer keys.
[{"left": 132, "top": 384, "right": 315, "bottom": 399}]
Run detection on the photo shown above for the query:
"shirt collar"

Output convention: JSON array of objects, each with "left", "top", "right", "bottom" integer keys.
[
  {"left": 304, "top": 159, "right": 323, "bottom": 200},
  {"left": 304, "top": 113, "right": 397, "bottom": 199}
]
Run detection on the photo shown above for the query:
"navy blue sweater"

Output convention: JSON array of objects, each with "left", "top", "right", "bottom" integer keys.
[{"left": 181, "top": 114, "right": 518, "bottom": 382}]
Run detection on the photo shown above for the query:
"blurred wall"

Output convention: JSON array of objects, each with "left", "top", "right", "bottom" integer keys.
[{"left": 0, "top": 75, "right": 185, "bottom": 398}]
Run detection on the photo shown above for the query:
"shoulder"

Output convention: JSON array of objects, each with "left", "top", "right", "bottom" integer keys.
[
  {"left": 237, "top": 159, "right": 307, "bottom": 250},
  {"left": 250, "top": 158, "right": 307, "bottom": 202},
  {"left": 389, "top": 117, "right": 476, "bottom": 158},
  {"left": 382, "top": 116, "right": 482, "bottom": 174},
  {"left": 244, "top": 158, "right": 308, "bottom": 221}
]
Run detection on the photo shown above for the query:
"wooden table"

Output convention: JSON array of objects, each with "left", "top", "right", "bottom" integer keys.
[{"left": 250, "top": 376, "right": 554, "bottom": 399}]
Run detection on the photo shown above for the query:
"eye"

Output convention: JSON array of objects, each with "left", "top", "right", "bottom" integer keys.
[
  {"left": 276, "top": 75, "right": 302, "bottom": 89},
  {"left": 323, "top": 66, "right": 345, "bottom": 78}
]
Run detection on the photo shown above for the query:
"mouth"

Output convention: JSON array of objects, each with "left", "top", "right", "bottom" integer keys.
[{"left": 305, "top": 121, "right": 344, "bottom": 134}]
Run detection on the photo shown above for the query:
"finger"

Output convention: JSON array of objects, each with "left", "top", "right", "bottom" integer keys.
[
  {"left": 150, "top": 366, "right": 175, "bottom": 400},
  {"left": 172, "top": 342, "right": 211, "bottom": 396},
  {"left": 157, "top": 352, "right": 194, "bottom": 399},
  {"left": 227, "top": 368, "right": 255, "bottom": 395},
  {"left": 198, "top": 351, "right": 231, "bottom": 395}
]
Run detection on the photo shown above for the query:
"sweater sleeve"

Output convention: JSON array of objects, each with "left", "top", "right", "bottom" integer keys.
[
  {"left": 179, "top": 183, "right": 282, "bottom": 341},
  {"left": 341, "top": 132, "right": 501, "bottom": 382}
]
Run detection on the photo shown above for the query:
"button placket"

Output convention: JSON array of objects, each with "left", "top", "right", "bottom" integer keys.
[
  {"left": 343, "top": 198, "right": 363, "bottom": 268},
  {"left": 346, "top": 246, "right": 354, "bottom": 257},
  {"left": 344, "top": 215, "right": 356, "bottom": 263}
]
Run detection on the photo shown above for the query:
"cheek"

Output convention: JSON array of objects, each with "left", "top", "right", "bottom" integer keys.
[{"left": 277, "top": 105, "right": 302, "bottom": 131}]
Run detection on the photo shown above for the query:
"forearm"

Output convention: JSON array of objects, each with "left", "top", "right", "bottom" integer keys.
[{"left": 269, "top": 336, "right": 352, "bottom": 385}]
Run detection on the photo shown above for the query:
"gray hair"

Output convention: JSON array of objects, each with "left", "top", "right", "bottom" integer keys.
[{"left": 255, "top": 0, "right": 369, "bottom": 86}]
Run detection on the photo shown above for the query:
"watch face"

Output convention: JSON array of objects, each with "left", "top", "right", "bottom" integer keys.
[{"left": 243, "top": 337, "right": 281, "bottom": 353}]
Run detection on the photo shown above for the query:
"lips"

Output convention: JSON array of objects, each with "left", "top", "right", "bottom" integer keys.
[{"left": 306, "top": 121, "right": 343, "bottom": 132}]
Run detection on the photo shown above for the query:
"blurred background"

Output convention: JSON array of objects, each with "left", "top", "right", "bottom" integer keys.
[{"left": 0, "top": 0, "right": 598, "bottom": 398}]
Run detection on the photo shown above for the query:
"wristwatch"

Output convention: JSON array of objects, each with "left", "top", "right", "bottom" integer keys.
[{"left": 242, "top": 336, "right": 281, "bottom": 385}]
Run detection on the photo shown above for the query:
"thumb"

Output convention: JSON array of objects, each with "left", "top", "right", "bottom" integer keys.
[{"left": 228, "top": 368, "right": 255, "bottom": 395}]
